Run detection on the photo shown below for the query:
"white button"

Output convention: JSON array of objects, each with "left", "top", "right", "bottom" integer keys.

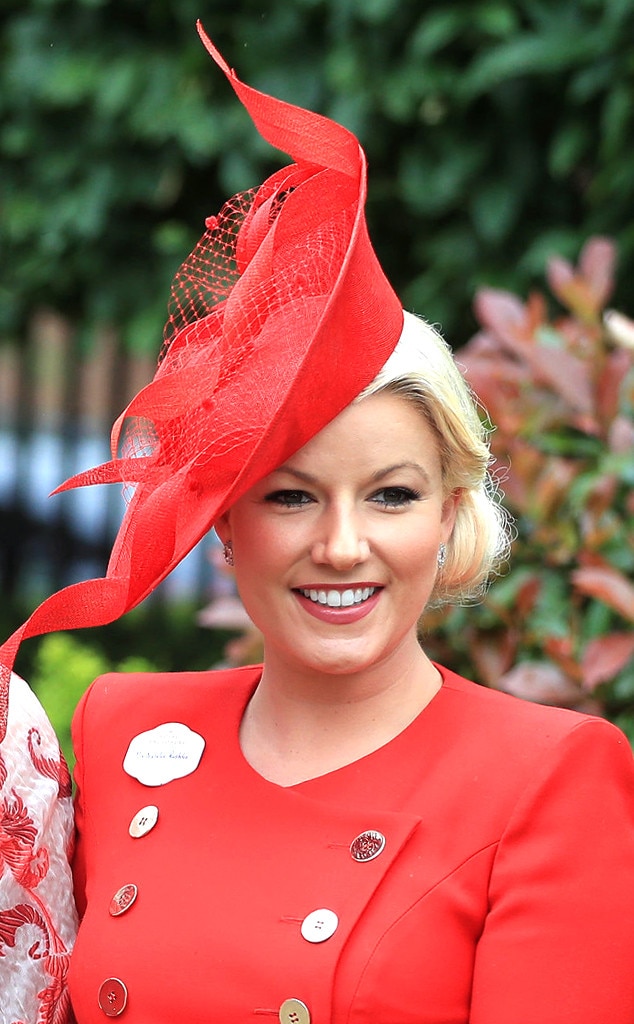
[
  {"left": 129, "top": 805, "right": 159, "bottom": 838},
  {"left": 279, "top": 997, "right": 310, "bottom": 1024},
  {"left": 300, "top": 908, "right": 338, "bottom": 943}
]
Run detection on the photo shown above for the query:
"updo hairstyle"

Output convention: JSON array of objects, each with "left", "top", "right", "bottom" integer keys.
[{"left": 357, "top": 311, "right": 512, "bottom": 606}]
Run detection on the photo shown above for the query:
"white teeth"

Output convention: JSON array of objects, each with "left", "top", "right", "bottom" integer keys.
[{"left": 299, "top": 587, "right": 376, "bottom": 607}]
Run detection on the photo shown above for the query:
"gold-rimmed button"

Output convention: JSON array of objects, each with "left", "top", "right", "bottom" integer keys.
[
  {"left": 109, "top": 884, "right": 138, "bottom": 917},
  {"left": 98, "top": 977, "right": 128, "bottom": 1016},
  {"left": 279, "top": 997, "right": 310, "bottom": 1024},
  {"left": 350, "top": 829, "right": 386, "bottom": 862}
]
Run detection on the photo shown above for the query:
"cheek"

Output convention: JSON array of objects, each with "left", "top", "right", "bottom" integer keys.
[
  {"left": 233, "top": 515, "right": 302, "bottom": 575},
  {"left": 386, "top": 514, "right": 443, "bottom": 561}
]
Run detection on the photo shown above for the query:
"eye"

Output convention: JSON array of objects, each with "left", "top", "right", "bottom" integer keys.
[
  {"left": 264, "top": 489, "right": 314, "bottom": 508},
  {"left": 370, "top": 486, "right": 421, "bottom": 509}
]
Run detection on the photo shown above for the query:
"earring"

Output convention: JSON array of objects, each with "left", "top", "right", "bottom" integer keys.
[
  {"left": 223, "top": 542, "right": 234, "bottom": 567},
  {"left": 437, "top": 543, "right": 447, "bottom": 569}
]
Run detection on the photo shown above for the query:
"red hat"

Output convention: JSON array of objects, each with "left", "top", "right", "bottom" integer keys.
[{"left": 0, "top": 22, "right": 403, "bottom": 738}]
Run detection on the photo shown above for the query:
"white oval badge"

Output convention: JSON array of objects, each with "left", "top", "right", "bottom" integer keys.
[{"left": 123, "top": 723, "right": 205, "bottom": 786}]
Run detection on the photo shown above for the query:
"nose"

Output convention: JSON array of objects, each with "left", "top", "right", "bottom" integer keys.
[{"left": 311, "top": 503, "right": 370, "bottom": 570}]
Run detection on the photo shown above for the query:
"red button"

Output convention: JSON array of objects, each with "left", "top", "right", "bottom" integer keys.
[
  {"left": 98, "top": 978, "right": 128, "bottom": 1016},
  {"left": 109, "top": 884, "right": 138, "bottom": 917},
  {"left": 350, "top": 830, "right": 386, "bottom": 862}
]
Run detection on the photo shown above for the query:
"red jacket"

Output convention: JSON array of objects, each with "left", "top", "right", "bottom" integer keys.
[{"left": 70, "top": 664, "right": 634, "bottom": 1023}]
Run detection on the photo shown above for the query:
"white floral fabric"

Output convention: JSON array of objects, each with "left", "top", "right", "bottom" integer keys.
[{"left": 0, "top": 674, "right": 77, "bottom": 1024}]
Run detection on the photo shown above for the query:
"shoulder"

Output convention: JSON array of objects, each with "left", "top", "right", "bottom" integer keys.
[
  {"left": 72, "top": 664, "right": 262, "bottom": 742},
  {"left": 435, "top": 663, "right": 632, "bottom": 776}
]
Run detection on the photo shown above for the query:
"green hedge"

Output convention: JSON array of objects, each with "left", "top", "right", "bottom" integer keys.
[{"left": 2, "top": 0, "right": 634, "bottom": 347}]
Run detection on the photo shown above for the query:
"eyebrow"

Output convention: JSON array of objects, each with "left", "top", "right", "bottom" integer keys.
[{"left": 273, "top": 462, "right": 432, "bottom": 486}]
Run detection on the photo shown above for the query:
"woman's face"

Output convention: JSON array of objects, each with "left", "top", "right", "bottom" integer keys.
[{"left": 216, "top": 391, "right": 459, "bottom": 680}]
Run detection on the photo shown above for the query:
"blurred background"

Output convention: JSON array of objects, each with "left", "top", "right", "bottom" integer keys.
[{"left": 1, "top": 0, "right": 633, "bottom": 761}]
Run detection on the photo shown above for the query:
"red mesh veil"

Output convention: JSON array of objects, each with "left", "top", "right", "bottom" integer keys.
[{"left": 0, "top": 22, "right": 403, "bottom": 738}]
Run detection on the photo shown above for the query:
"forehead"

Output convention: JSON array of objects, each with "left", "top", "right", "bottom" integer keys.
[{"left": 282, "top": 391, "right": 441, "bottom": 473}]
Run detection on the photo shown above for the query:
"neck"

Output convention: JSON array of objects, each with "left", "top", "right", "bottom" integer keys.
[{"left": 239, "top": 638, "right": 441, "bottom": 787}]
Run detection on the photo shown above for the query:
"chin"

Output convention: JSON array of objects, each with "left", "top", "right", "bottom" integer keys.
[{"left": 285, "top": 638, "right": 399, "bottom": 679}]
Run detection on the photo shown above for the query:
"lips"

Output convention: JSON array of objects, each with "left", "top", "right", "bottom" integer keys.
[
  {"left": 297, "top": 586, "right": 377, "bottom": 608},
  {"left": 293, "top": 585, "right": 382, "bottom": 624}
]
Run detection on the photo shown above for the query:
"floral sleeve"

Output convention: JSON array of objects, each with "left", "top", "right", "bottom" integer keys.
[{"left": 0, "top": 673, "right": 77, "bottom": 1024}]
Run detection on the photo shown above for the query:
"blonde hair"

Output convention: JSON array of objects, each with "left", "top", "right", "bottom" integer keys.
[{"left": 357, "top": 311, "right": 511, "bottom": 606}]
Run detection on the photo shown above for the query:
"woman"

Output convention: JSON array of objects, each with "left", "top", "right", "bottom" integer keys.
[{"left": 2, "top": 24, "right": 634, "bottom": 1023}]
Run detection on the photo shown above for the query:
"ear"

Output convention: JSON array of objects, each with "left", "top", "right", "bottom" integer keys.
[
  {"left": 441, "top": 488, "right": 462, "bottom": 541},
  {"left": 213, "top": 512, "right": 231, "bottom": 546}
]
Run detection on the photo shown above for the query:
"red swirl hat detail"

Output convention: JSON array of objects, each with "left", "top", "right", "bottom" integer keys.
[{"left": 0, "top": 22, "right": 403, "bottom": 738}]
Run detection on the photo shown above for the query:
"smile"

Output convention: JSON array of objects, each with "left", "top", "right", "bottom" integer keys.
[{"left": 297, "top": 587, "right": 377, "bottom": 608}]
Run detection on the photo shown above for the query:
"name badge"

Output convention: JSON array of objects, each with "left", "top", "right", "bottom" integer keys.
[{"left": 123, "top": 723, "right": 205, "bottom": 786}]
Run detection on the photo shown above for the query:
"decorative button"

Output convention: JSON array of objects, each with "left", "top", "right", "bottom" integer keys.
[
  {"left": 279, "top": 997, "right": 310, "bottom": 1024},
  {"left": 300, "top": 908, "right": 338, "bottom": 943},
  {"left": 129, "top": 805, "right": 159, "bottom": 838},
  {"left": 109, "top": 884, "right": 138, "bottom": 917},
  {"left": 350, "top": 829, "right": 386, "bottom": 862},
  {"left": 98, "top": 978, "right": 128, "bottom": 1016}
]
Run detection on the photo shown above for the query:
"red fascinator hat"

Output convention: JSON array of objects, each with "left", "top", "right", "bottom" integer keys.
[{"left": 0, "top": 22, "right": 403, "bottom": 738}]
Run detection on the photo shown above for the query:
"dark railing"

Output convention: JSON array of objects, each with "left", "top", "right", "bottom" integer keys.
[{"left": 0, "top": 312, "right": 214, "bottom": 606}]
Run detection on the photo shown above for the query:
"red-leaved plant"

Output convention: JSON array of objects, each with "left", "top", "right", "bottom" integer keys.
[{"left": 423, "top": 237, "right": 634, "bottom": 738}]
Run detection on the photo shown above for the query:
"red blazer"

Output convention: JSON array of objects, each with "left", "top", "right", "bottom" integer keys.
[{"left": 69, "top": 664, "right": 634, "bottom": 1023}]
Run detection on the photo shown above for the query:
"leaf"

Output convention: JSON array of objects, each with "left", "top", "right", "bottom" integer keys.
[
  {"left": 527, "top": 345, "right": 594, "bottom": 416},
  {"left": 411, "top": 9, "right": 464, "bottom": 56},
  {"left": 474, "top": 287, "right": 525, "bottom": 332},
  {"left": 596, "top": 348, "right": 632, "bottom": 424},
  {"left": 579, "top": 236, "right": 616, "bottom": 307},
  {"left": 546, "top": 236, "right": 616, "bottom": 318},
  {"left": 546, "top": 258, "right": 600, "bottom": 320},
  {"left": 473, "top": 288, "right": 533, "bottom": 349},
  {"left": 581, "top": 633, "right": 634, "bottom": 691},
  {"left": 609, "top": 415, "right": 634, "bottom": 456},
  {"left": 572, "top": 565, "right": 634, "bottom": 622},
  {"left": 549, "top": 120, "right": 592, "bottom": 179},
  {"left": 469, "top": 632, "right": 517, "bottom": 687},
  {"left": 531, "top": 459, "right": 579, "bottom": 518},
  {"left": 469, "top": 179, "right": 521, "bottom": 243},
  {"left": 462, "top": 32, "right": 598, "bottom": 96},
  {"left": 546, "top": 256, "right": 574, "bottom": 296},
  {"left": 496, "top": 661, "right": 583, "bottom": 708}
]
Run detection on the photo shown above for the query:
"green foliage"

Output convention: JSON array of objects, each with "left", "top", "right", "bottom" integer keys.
[
  {"left": 423, "top": 236, "right": 634, "bottom": 741},
  {"left": 2, "top": 0, "right": 634, "bottom": 349}
]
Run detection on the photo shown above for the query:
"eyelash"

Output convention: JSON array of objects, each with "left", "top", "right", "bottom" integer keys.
[
  {"left": 264, "top": 487, "right": 421, "bottom": 510},
  {"left": 370, "top": 486, "right": 421, "bottom": 509},
  {"left": 264, "top": 489, "right": 313, "bottom": 508}
]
